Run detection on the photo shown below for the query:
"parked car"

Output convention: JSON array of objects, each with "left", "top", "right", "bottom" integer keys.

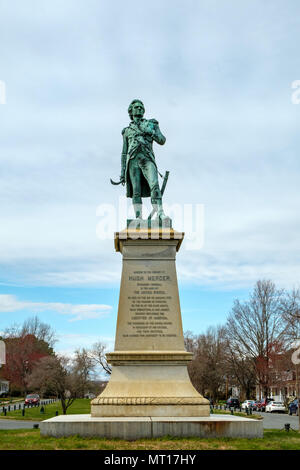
[
  {"left": 265, "top": 401, "right": 286, "bottom": 413},
  {"left": 257, "top": 398, "right": 274, "bottom": 412},
  {"left": 241, "top": 400, "right": 255, "bottom": 410},
  {"left": 226, "top": 398, "right": 240, "bottom": 408},
  {"left": 24, "top": 394, "right": 40, "bottom": 405},
  {"left": 252, "top": 401, "right": 260, "bottom": 411},
  {"left": 288, "top": 399, "right": 298, "bottom": 416}
]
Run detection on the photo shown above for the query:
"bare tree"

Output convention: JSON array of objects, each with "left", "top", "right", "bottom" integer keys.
[
  {"left": 72, "top": 348, "right": 95, "bottom": 397},
  {"left": 224, "top": 340, "right": 257, "bottom": 400},
  {"left": 27, "top": 355, "right": 80, "bottom": 414},
  {"left": 184, "top": 331, "right": 206, "bottom": 395},
  {"left": 88, "top": 342, "right": 112, "bottom": 375},
  {"left": 4, "top": 316, "right": 56, "bottom": 349},
  {"left": 21, "top": 316, "right": 56, "bottom": 348},
  {"left": 226, "top": 280, "right": 286, "bottom": 399},
  {"left": 185, "top": 326, "right": 228, "bottom": 402},
  {"left": 281, "top": 288, "right": 300, "bottom": 342}
]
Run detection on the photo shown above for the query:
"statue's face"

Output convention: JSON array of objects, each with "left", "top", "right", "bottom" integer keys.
[{"left": 131, "top": 101, "right": 144, "bottom": 118}]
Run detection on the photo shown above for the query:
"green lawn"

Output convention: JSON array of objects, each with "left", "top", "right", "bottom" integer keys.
[
  {"left": 2, "top": 399, "right": 291, "bottom": 450},
  {"left": 212, "top": 409, "right": 262, "bottom": 420},
  {"left": 0, "top": 398, "right": 24, "bottom": 406},
  {"left": 0, "top": 429, "right": 299, "bottom": 450},
  {"left": 0, "top": 398, "right": 91, "bottom": 421}
]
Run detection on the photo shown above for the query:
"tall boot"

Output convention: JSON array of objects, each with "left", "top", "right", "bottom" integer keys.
[
  {"left": 152, "top": 198, "right": 167, "bottom": 220},
  {"left": 133, "top": 203, "right": 143, "bottom": 219}
]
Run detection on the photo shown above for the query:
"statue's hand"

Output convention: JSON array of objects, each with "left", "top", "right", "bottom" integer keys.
[
  {"left": 144, "top": 120, "right": 157, "bottom": 136},
  {"left": 120, "top": 175, "right": 125, "bottom": 186}
]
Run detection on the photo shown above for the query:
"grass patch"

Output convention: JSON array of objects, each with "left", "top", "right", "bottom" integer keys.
[
  {"left": 212, "top": 409, "right": 262, "bottom": 420},
  {"left": 0, "top": 398, "right": 91, "bottom": 421},
  {"left": 0, "top": 429, "right": 299, "bottom": 450},
  {"left": 0, "top": 398, "right": 24, "bottom": 406}
]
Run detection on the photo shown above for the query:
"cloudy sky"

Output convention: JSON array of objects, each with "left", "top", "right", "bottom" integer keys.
[{"left": 0, "top": 0, "right": 300, "bottom": 358}]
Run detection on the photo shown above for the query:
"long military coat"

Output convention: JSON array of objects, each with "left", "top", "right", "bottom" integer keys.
[{"left": 121, "top": 118, "right": 166, "bottom": 198}]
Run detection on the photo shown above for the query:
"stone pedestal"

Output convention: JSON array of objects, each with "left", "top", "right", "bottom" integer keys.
[
  {"left": 91, "top": 227, "right": 210, "bottom": 417},
  {"left": 41, "top": 226, "right": 263, "bottom": 439}
]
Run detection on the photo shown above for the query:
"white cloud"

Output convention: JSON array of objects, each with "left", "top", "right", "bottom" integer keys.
[
  {"left": 0, "top": 0, "right": 299, "bottom": 291},
  {"left": 0, "top": 295, "right": 112, "bottom": 322}
]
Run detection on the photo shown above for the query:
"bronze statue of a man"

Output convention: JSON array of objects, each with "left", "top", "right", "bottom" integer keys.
[{"left": 120, "top": 99, "right": 167, "bottom": 220}]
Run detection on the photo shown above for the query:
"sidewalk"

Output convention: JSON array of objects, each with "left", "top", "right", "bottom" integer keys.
[{"left": 0, "top": 419, "right": 40, "bottom": 430}]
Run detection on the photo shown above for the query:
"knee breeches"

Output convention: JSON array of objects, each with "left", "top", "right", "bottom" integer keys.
[{"left": 129, "top": 153, "right": 162, "bottom": 204}]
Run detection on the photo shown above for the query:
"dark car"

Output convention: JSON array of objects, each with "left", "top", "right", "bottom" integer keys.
[
  {"left": 24, "top": 394, "right": 40, "bottom": 405},
  {"left": 288, "top": 399, "right": 298, "bottom": 416},
  {"left": 257, "top": 398, "right": 274, "bottom": 412},
  {"left": 226, "top": 398, "right": 240, "bottom": 409},
  {"left": 252, "top": 401, "right": 260, "bottom": 411}
]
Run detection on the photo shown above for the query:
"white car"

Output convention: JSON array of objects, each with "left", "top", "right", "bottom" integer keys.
[
  {"left": 265, "top": 401, "right": 286, "bottom": 413},
  {"left": 241, "top": 400, "right": 255, "bottom": 410}
]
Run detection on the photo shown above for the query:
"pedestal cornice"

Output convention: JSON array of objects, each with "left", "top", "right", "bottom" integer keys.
[
  {"left": 106, "top": 350, "right": 193, "bottom": 365},
  {"left": 114, "top": 228, "right": 184, "bottom": 253}
]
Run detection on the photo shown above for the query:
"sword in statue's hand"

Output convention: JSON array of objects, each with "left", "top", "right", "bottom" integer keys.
[{"left": 110, "top": 177, "right": 125, "bottom": 186}]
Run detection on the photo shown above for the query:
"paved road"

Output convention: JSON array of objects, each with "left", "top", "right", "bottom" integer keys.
[
  {"left": 0, "top": 412, "right": 299, "bottom": 431},
  {"left": 254, "top": 411, "right": 299, "bottom": 430},
  {"left": 0, "top": 419, "right": 40, "bottom": 430}
]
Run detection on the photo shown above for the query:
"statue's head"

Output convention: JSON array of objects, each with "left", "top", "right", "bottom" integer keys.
[{"left": 128, "top": 99, "right": 145, "bottom": 120}]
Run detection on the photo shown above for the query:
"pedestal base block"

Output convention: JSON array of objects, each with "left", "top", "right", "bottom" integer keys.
[{"left": 40, "top": 414, "right": 263, "bottom": 440}]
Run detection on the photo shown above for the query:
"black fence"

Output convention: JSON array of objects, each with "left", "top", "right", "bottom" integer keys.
[
  {"left": 210, "top": 404, "right": 254, "bottom": 415},
  {"left": 1, "top": 398, "right": 59, "bottom": 415}
]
